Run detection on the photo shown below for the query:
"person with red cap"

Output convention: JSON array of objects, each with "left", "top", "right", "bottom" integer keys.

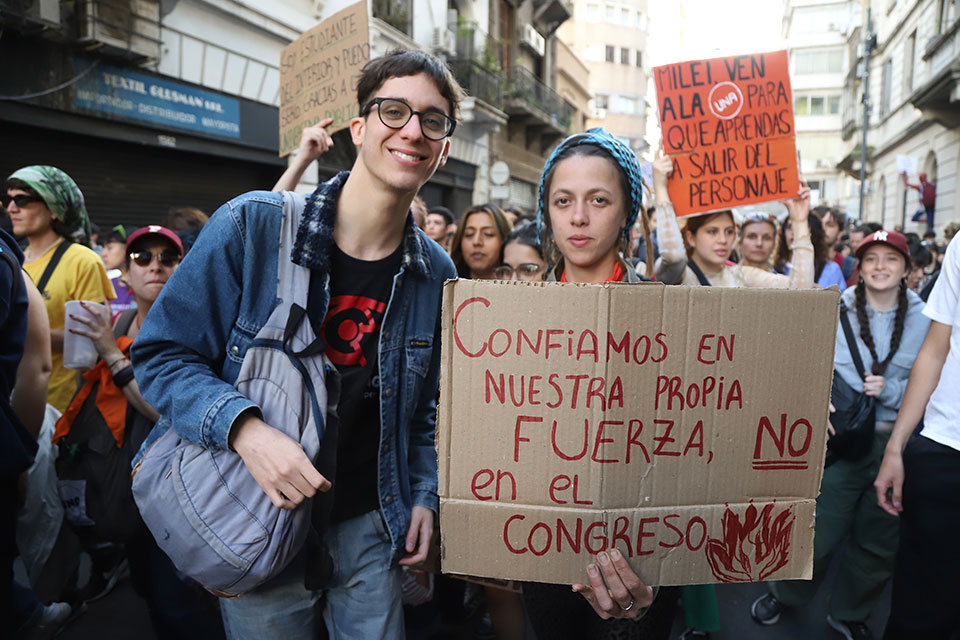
[
  {"left": 753, "top": 229, "right": 930, "bottom": 640},
  {"left": 59, "top": 225, "right": 225, "bottom": 637}
]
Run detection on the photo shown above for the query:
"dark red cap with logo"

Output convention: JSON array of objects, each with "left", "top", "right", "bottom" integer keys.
[
  {"left": 125, "top": 225, "right": 184, "bottom": 256},
  {"left": 855, "top": 229, "right": 911, "bottom": 262}
]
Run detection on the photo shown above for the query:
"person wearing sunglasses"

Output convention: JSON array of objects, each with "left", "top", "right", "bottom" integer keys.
[
  {"left": 62, "top": 225, "right": 224, "bottom": 636},
  {"left": 5, "top": 166, "right": 115, "bottom": 413},
  {"left": 133, "top": 50, "right": 463, "bottom": 639}
]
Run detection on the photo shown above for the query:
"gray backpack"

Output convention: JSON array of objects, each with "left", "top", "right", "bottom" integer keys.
[{"left": 132, "top": 192, "right": 334, "bottom": 596}]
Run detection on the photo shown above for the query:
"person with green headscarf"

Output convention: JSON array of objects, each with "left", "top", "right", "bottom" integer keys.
[{"left": 5, "top": 165, "right": 115, "bottom": 412}]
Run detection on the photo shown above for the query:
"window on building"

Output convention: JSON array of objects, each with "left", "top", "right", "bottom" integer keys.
[
  {"left": 615, "top": 95, "right": 637, "bottom": 114},
  {"left": 585, "top": 3, "right": 600, "bottom": 21},
  {"left": 620, "top": 8, "right": 630, "bottom": 24},
  {"left": 636, "top": 50, "right": 642, "bottom": 67},
  {"left": 939, "top": 0, "right": 958, "bottom": 33},
  {"left": 904, "top": 30, "right": 916, "bottom": 92},
  {"left": 636, "top": 11, "right": 647, "bottom": 29},
  {"left": 621, "top": 47, "right": 630, "bottom": 64},
  {"left": 594, "top": 94, "right": 609, "bottom": 110},
  {"left": 793, "top": 48, "right": 844, "bottom": 74},
  {"left": 880, "top": 58, "right": 893, "bottom": 118},
  {"left": 794, "top": 94, "right": 842, "bottom": 116},
  {"left": 584, "top": 44, "right": 604, "bottom": 62},
  {"left": 605, "top": 45, "right": 615, "bottom": 62},
  {"left": 605, "top": 4, "right": 616, "bottom": 23}
]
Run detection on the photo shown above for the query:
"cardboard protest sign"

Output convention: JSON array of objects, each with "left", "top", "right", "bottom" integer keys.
[
  {"left": 438, "top": 280, "right": 839, "bottom": 586},
  {"left": 278, "top": 1, "right": 369, "bottom": 156},
  {"left": 653, "top": 50, "right": 800, "bottom": 217}
]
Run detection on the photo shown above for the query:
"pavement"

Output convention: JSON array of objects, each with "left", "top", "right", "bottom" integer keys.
[{"left": 54, "top": 545, "right": 891, "bottom": 640}]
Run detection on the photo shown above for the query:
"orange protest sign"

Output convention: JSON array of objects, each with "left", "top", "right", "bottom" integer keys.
[{"left": 653, "top": 50, "right": 799, "bottom": 217}]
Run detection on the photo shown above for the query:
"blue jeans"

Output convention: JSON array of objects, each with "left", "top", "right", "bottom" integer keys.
[{"left": 220, "top": 510, "right": 403, "bottom": 640}]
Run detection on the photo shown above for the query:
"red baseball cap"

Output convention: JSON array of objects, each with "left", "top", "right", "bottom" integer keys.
[
  {"left": 855, "top": 229, "right": 911, "bottom": 262},
  {"left": 126, "top": 225, "right": 184, "bottom": 256}
]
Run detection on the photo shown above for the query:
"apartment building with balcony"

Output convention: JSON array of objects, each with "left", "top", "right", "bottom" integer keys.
[
  {"left": 840, "top": 0, "right": 958, "bottom": 232},
  {"left": 0, "top": 0, "right": 510, "bottom": 225},
  {"left": 557, "top": 0, "right": 649, "bottom": 157},
  {"left": 783, "top": 0, "right": 863, "bottom": 214}
]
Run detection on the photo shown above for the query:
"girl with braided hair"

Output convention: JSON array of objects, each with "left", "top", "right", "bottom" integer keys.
[{"left": 752, "top": 230, "right": 930, "bottom": 639}]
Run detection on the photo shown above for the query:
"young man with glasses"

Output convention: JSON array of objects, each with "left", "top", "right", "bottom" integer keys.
[{"left": 132, "top": 50, "right": 463, "bottom": 638}]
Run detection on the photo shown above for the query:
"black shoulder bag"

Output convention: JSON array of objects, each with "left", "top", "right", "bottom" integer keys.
[
  {"left": 687, "top": 260, "right": 712, "bottom": 286},
  {"left": 826, "top": 302, "right": 876, "bottom": 467}
]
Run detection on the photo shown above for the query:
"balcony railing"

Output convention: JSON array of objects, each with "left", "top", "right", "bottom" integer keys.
[
  {"left": 505, "top": 66, "right": 573, "bottom": 132},
  {"left": 449, "top": 22, "right": 504, "bottom": 107}
]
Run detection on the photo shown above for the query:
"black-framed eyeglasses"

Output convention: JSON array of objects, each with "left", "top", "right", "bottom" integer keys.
[
  {"left": 362, "top": 98, "right": 456, "bottom": 140},
  {"left": 2, "top": 194, "right": 44, "bottom": 209},
  {"left": 494, "top": 263, "right": 545, "bottom": 281},
  {"left": 129, "top": 250, "right": 181, "bottom": 267}
]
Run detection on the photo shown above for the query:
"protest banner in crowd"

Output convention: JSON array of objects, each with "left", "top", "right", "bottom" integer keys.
[
  {"left": 653, "top": 50, "right": 800, "bottom": 217},
  {"left": 438, "top": 280, "right": 839, "bottom": 586},
  {"left": 278, "top": 0, "right": 369, "bottom": 156}
]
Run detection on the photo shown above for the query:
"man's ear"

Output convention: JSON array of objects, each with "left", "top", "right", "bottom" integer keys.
[
  {"left": 349, "top": 116, "right": 366, "bottom": 146},
  {"left": 438, "top": 139, "right": 450, "bottom": 168}
]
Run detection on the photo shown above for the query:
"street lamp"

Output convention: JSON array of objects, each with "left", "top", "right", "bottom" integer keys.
[{"left": 858, "top": 7, "right": 877, "bottom": 221}]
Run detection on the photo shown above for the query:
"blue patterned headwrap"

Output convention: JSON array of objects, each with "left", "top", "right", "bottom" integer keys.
[{"left": 536, "top": 128, "right": 644, "bottom": 240}]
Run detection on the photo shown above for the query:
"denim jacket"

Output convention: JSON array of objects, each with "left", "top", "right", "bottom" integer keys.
[{"left": 131, "top": 172, "right": 456, "bottom": 563}]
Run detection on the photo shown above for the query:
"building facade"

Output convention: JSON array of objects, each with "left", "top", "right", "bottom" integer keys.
[
  {"left": 842, "top": 0, "right": 958, "bottom": 233},
  {"left": 783, "top": 0, "right": 863, "bottom": 215},
  {"left": 557, "top": 0, "right": 650, "bottom": 156}
]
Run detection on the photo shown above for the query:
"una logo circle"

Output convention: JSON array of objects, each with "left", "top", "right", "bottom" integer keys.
[{"left": 707, "top": 82, "right": 744, "bottom": 120}]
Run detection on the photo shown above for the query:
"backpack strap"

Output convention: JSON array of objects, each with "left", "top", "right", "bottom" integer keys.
[
  {"left": 687, "top": 259, "right": 712, "bottom": 286},
  {"left": 34, "top": 240, "right": 72, "bottom": 296},
  {"left": 278, "top": 192, "right": 309, "bottom": 307},
  {"left": 113, "top": 309, "right": 138, "bottom": 341},
  {"left": 839, "top": 302, "right": 868, "bottom": 379}
]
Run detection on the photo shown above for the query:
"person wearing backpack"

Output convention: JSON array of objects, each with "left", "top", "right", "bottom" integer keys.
[
  {"left": 131, "top": 50, "right": 461, "bottom": 639},
  {"left": 5, "top": 167, "right": 116, "bottom": 412},
  {"left": 54, "top": 225, "right": 225, "bottom": 637},
  {"left": 752, "top": 230, "right": 929, "bottom": 640}
]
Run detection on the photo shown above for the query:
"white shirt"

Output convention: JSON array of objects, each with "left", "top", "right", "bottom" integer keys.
[{"left": 921, "top": 237, "right": 960, "bottom": 451}]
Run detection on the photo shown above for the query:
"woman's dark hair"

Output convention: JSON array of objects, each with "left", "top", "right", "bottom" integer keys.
[
  {"left": 775, "top": 213, "right": 829, "bottom": 279},
  {"left": 539, "top": 143, "right": 654, "bottom": 278},
  {"left": 356, "top": 49, "right": 466, "bottom": 119},
  {"left": 450, "top": 204, "right": 512, "bottom": 278},
  {"left": 505, "top": 221, "right": 543, "bottom": 259},
  {"left": 683, "top": 210, "right": 735, "bottom": 259},
  {"left": 5, "top": 177, "right": 71, "bottom": 238},
  {"left": 855, "top": 276, "right": 908, "bottom": 376}
]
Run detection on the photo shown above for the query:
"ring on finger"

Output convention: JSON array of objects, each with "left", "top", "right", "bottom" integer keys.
[{"left": 622, "top": 596, "right": 636, "bottom": 612}]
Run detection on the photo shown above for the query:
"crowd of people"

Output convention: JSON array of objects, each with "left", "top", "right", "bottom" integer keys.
[{"left": 2, "top": 48, "right": 958, "bottom": 640}]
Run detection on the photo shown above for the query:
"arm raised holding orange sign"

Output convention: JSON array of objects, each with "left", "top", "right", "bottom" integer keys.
[{"left": 647, "top": 145, "right": 814, "bottom": 289}]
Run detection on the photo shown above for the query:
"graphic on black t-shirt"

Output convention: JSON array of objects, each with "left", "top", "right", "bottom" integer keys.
[{"left": 320, "top": 295, "right": 387, "bottom": 366}]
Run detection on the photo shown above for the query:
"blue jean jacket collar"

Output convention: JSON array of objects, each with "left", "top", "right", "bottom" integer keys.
[{"left": 292, "top": 171, "right": 433, "bottom": 279}]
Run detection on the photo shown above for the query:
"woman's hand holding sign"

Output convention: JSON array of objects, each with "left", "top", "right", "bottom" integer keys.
[{"left": 572, "top": 549, "right": 655, "bottom": 620}]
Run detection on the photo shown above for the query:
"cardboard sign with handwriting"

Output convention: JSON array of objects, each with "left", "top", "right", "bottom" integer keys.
[
  {"left": 438, "top": 280, "right": 838, "bottom": 586},
  {"left": 278, "top": 1, "right": 369, "bottom": 156},
  {"left": 653, "top": 50, "right": 799, "bottom": 217}
]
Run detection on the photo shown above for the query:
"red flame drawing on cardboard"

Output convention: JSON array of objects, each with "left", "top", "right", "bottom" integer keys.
[{"left": 704, "top": 502, "right": 796, "bottom": 583}]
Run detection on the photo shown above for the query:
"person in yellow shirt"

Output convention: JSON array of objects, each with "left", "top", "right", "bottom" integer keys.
[{"left": 5, "top": 166, "right": 115, "bottom": 412}]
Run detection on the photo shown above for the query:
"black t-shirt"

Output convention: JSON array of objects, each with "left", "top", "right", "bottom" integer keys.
[{"left": 308, "top": 243, "right": 401, "bottom": 523}]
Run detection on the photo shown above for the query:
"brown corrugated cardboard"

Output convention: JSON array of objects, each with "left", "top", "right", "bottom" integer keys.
[{"left": 438, "top": 279, "right": 840, "bottom": 586}]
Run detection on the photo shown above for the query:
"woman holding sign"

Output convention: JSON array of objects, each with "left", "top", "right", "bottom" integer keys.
[
  {"left": 520, "top": 128, "right": 681, "bottom": 639},
  {"left": 647, "top": 154, "right": 814, "bottom": 288}
]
